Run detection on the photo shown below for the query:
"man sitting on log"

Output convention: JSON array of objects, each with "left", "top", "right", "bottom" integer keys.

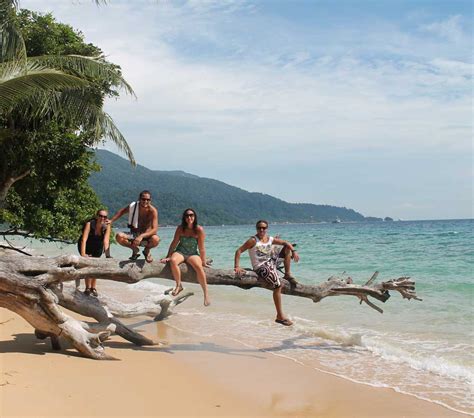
[
  {"left": 109, "top": 190, "right": 160, "bottom": 262},
  {"left": 234, "top": 220, "right": 299, "bottom": 326}
]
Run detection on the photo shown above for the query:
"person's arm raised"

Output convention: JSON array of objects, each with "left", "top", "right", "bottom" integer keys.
[
  {"left": 108, "top": 206, "right": 129, "bottom": 224},
  {"left": 273, "top": 237, "right": 299, "bottom": 262}
]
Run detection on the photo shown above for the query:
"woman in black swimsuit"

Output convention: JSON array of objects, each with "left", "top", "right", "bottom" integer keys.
[{"left": 78, "top": 209, "right": 111, "bottom": 296}]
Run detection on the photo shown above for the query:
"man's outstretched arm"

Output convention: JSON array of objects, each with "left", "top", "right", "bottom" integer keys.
[
  {"left": 109, "top": 206, "right": 129, "bottom": 224},
  {"left": 234, "top": 238, "right": 256, "bottom": 275}
]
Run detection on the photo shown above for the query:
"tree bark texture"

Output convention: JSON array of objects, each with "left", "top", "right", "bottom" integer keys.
[
  {"left": 0, "top": 170, "right": 31, "bottom": 209},
  {"left": 0, "top": 254, "right": 420, "bottom": 359}
]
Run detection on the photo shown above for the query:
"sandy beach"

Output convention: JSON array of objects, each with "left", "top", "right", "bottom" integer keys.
[
  {"left": 0, "top": 304, "right": 465, "bottom": 418},
  {"left": 1, "top": 0, "right": 471, "bottom": 415}
]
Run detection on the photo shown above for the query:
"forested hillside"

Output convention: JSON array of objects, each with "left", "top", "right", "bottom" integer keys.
[{"left": 89, "top": 150, "right": 375, "bottom": 226}]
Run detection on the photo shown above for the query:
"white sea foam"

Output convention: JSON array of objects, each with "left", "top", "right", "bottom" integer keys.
[
  {"left": 292, "top": 316, "right": 363, "bottom": 346},
  {"left": 361, "top": 336, "right": 474, "bottom": 383}
]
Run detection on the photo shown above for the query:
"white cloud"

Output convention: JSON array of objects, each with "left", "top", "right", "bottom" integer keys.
[
  {"left": 419, "top": 15, "right": 465, "bottom": 43},
  {"left": 19, "top": 0, "right": 474, "bottom": 219}
]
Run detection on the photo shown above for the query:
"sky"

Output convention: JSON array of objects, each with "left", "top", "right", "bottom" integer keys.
[{"left": 22, "top": 0, "right": 473, "bottom": 220}]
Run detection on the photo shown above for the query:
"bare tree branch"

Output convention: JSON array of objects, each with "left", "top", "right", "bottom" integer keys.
[{"left": 0, "top": 254, "right": 421, "bottom": 359}]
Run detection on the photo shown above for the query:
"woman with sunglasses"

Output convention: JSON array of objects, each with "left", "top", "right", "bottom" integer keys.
[
  {"left": 77, "top": 209, "right": 112, "bottom": 297},
  {"left": 160, "top": 208, "right": 210, "bottom": 306}
]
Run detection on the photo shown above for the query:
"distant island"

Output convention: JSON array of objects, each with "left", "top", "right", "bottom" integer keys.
[{"left": 89, "top": 150, "right": 384, "bottom": 226}]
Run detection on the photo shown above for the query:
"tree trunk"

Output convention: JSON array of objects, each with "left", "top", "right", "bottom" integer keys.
[
  {"left": 0, "top": 253, "right": 420, "bottom": 359},
  {"left": 0, "top": 170, "right": 31, "bottom": 209}
]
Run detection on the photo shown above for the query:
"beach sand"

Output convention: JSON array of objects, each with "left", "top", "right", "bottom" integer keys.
[{"left": 0, "top": 306, "right": 464, "bottom": 418}]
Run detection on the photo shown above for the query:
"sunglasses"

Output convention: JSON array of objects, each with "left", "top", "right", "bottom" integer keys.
[
  {"left": 185, "top": 213, "right": 195, "bottom": 217},
  {"left": 257, "top": 226, "right": 268, "bottom": 230},
  {"left": 140, "top": 198, "right": 151, "bottom": 202},
  {"left": 98, "top": 215, "right": 108, "bottom": 219}
]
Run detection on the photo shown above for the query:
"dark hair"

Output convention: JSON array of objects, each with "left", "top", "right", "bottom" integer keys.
[
  {"left": 181, "top": 208, "right": 198, "bottom": 231},
  {"left": 256, "top": 219, "right": 268, "bottom": 228},
  {"left": 139, "top": 190, "right": 152, "bottom": 199}
]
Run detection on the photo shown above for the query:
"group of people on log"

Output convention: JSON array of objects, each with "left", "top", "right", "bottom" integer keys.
[{"left": 78, "top": 190, "right": 300, "bottom": 326}]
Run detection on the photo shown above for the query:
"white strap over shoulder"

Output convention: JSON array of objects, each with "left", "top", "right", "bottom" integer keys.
[{"left": 128, "top": 201, "right": 139, "bottom": 229}]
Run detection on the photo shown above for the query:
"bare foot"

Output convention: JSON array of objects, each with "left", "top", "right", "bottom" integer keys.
[
  {"left": 171, "top": 285, "right": 184, "bottom": 297},
  {"left": 204, "top": 297, "right": 211, "bottom": 307}
]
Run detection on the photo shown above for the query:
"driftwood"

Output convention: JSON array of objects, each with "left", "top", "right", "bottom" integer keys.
[{"left": 0, "top": 253, "right": 420, "bottom": 360}]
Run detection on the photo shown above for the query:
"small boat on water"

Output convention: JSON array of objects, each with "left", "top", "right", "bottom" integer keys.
[{"left": 332, "top": 218, "right": 341, "bottom": 224}]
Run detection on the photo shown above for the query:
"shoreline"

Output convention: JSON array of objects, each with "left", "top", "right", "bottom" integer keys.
[
  {"left": 1, "top": 306, "right": 466, "bottom": 417},
  {"left": 157, "top": 319, "right": 468, "bottom": 418}
]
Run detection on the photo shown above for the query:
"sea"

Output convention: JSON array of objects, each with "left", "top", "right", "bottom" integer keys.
[{"left": 4, "top": 219, "right": 473, "bottom": 415}]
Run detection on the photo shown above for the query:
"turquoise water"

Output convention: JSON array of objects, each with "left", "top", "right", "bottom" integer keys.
[{"left": 5, "top": 219, "right": 473, "bottom": 414}]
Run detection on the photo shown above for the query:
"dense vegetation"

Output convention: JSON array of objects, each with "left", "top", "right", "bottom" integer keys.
[
  {"left": 0, "top": 6, "right": 133, "bottom": 240},
  {"left": 1, "top": 4, "right": 380, "bottom": 240},
  {"left": 90, "top": 150, "right": 376, "bottom": 226}
]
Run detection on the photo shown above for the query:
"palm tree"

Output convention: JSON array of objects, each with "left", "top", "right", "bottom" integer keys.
[{"left": 0, "top": 0, "right": 135, "bottom": 207}]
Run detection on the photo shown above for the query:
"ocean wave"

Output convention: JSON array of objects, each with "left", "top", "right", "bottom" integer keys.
[
  {"left": 410, "top": 231, "right": 460, "bottom": 237},
  {"left": 292, "top": 317, "right": 363, "bottom": 346},
  {"left": 361, "top": 336, "right": 473, "bottom": 383}
]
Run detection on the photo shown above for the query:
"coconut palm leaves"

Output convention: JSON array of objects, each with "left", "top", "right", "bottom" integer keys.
[
  {"left": 14, "top": 88, "right": 135, "bottom": 162},
  {"left": 0, "top": 60, "right": 88, "bottom": 109},
  {"left": 0, "top": 0, "right": 136, "bottom": 164},
  {"left": 32, "top": 55, "right": 134, "bottom": 95}
]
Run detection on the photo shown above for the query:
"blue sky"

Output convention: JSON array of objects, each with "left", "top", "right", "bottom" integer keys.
[{"left": 22, "top": 0, "right": 472, "bottom": 220}]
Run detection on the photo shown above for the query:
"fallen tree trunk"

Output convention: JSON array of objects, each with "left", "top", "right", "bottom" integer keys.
[{"left": 0, "top": 254, "right": 421, "bottom": 359}]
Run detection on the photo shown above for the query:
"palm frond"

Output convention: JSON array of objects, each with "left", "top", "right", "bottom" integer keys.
[
  {"left": 8, "top": 88, "right": 136, "bottom": 165},
  {"left": 31, "top": 55, "right": 136, "bottom": 97},
  {"left": 0, "top": 62, "right": 88, "bottom": 111},
  {"left": 0, "top": 0, "right": 136, "bottom": 167},
  {"left": 93, "top": 111, "right": 135, "bottom": 165}
]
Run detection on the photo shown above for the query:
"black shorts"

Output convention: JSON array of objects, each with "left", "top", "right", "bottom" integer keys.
[{"left": 77, "top": 241, "right": 103, "bottom": 258}]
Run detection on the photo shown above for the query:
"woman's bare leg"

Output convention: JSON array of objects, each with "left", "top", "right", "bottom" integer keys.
[
  {"left": 170, "top": 252, "right": 185, "bottom": 296},
  {"left": 187, "top": 255, "right": 210, "bottom": 306}
]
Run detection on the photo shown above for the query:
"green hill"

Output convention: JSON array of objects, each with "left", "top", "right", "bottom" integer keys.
[{"left": 89, "top": 150, "right": 375, "bottom": 226}]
